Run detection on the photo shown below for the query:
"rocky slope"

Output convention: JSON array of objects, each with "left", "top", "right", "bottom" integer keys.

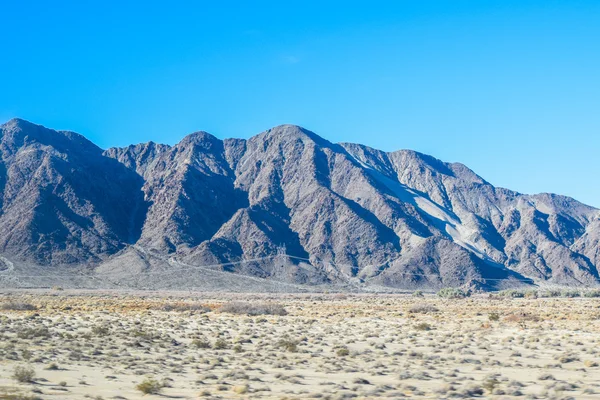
[{"left": 0, "top": 118, "right": 598, "bottom": 290}]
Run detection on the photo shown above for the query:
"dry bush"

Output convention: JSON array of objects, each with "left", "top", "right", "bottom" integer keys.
[
  {"left": 1, "top": 302, "right": 37, "bottom": 311},
  {"left": 91, "top": 325, "right": 110, "bottom": 336},
  {"left": 277, "top": 338, "right": 299, "bottom": 352},
  {"left": 17, "top": 327, "right": 50, "bottom": 340},
  {"left": 214, "top": 338, "right": 229, "bottom": 349},
  {"left": 409, "top": 303, "right": 439, "bottom": 314},
  {"left": 158, "top": 303, "right": 210, "bottom": 312},
  {"left": 219, "top": 301, "right": 287, "bottom": 316},
  {"left": 12, "top": 365, "right": 36, "bottom": 383},
  {"left": 136, "top": 377, "right": 163, "bottom": 395},
  {"left": 415, "top": 322, "right": 432, "bottom": 331}
]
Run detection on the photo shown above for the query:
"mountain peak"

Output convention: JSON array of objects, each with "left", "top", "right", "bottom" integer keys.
[{"left": 2, "top": 117, "right": 39, "bottom": 130}]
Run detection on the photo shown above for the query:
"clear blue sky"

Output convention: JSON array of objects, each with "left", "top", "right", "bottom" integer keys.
[{"left": 1, "top": 1, "right": 599, "bottom": 207}]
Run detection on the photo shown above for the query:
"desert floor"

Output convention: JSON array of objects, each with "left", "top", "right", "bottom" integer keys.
[{"left": 1, "top": 291, "right": 599, "bottom": 399}]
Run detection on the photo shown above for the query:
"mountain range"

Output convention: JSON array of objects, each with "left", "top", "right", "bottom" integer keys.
[{"left": 0, "top": 118, "right": 598, "bottom": 291}]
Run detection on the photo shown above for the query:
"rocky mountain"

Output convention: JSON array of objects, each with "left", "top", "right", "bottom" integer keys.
[{"left": 0, "top": 118, "right": 598, "bottom": 290}]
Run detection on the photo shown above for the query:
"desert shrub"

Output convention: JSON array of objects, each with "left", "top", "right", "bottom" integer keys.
[
  {"left": 499, "top": 289, "right": 525, "bottom": 298},
  {"left": 482, "top": 377, "right": 499, "bottom": 392},
  {"left": 336, "top": 346, "right": 350, "bottom": 356},
  {"left": 232, "top": 385, "right": 249, "bottom": 394},
  {"left": 52, "top": 286, "right": 64, "bottom": 291},
  {"left": 91, "top": 325, "right": 110, "bottom": 336},
  {"left": 159, "top": 303, "right": 210, "bottom": 312},
  {"left": 219, "top": 301, "right": 287, "bottom": 316},
  {"left": 437, "top": 288, "right": 468, "bottom": 299},
  {"left": 0, "top": 395, "right": 43, "bottom": 400},
  {"left": 408, "top": 303, "right": 439, "bottom": 314},
  {"left": 17, "top": 327, "right": 51, "bottom": 340},
  {"left": 582, "top": 290, "right": 600, "bottom": 298},
  {"left": 1, "top": 302, "right": 37, "bottom": 311},
  {"left": 131, "top": 329, "right": 159, "bottom": 341},
  {"left": 12, "top": 365, "right": 36, "bottom": 383},
  {"left": 213, "top": 338, "right": 229, "bottom": 350},
  {"left": 539, "top": 289, "right": 561, "bottom": 298},
  {"left": 415, "top": 322, "right": 432, "bottom": 331},
  {"left": 561, "top": 290, "right": 581, "bottom": 298},
  {"left": 412, "top": 290, "right": 424, "bottom": 297},
  {"left": 136, "top": 377, "right": 163, "bottom": 395},
  {"left": 488, "top": 312, "right": 500, "bottom": 321},
  {"left": 45, "top": 363, "right": 59, "bottom": 370},
  {"left": 524, "top": 289, "right": 538, "bottom": 299},
  {"left": 192, "top": 339, "right": 211, "bottom": 349},
  {"left": 21, "top": 349, "right": 32, "bottom": 361},
  {"left": 277, "top": 338, "right": 299, "bottom": 352}
]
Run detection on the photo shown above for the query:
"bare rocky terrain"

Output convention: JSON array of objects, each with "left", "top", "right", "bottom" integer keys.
[
  {"left": 1, "top": 292, "right": 600, "bottom": 399},
  {"left": 0, "top": 118, "right": 598, "bottom": 290}
]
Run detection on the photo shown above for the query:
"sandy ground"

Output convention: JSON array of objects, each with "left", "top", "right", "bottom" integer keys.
[{"left": 1, "top": 292, "right": 599, "bottom": 399}]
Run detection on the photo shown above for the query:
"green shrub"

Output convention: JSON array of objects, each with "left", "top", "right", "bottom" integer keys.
[
  {"left": 539, "top": 289, "right": 561, "bottom": 298},
  {"left": 488, "top": 312, "right": 500, "bottom": 321},
  {"left": 214, "top": 339, "right": 229, "bottom": 350},
  {"left": 561, "top": 290, "right": 581, "bottom": 298},
  {"left": 437, "top": 288, "right": 468, "bottom": 299},
  {"left": 336, "top": 347, "right": 350, "bottom": 356},
  {"left": 498, "top": 289, "right": 525, "bottom": 298},
  {"left": 192, "top": 339, "right": 211, "bottom": 349},
  {"left": 582, "top": 290, "right": 600, "bottom": 298},
  {"left": 412, "top": 290, "right": 424, "bottom": 297},
  {"left": 136, "top": 377, "right": 163, "bottom": 395}
]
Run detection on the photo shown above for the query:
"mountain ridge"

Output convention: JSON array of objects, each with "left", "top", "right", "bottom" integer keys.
[{"left": 0, "top": 118, "right": 598, "bottom": 290}]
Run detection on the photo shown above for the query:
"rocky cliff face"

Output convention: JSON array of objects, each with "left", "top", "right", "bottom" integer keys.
[{"left": 1, "top": 119, "right": 598, "bottom": 289}]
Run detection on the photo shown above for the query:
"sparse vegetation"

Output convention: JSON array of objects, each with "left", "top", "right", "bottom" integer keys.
[
  {"left": 219, "top": 301, "right": 287, "bottom": 316},
  {"left": 498, "top": 289, "right": 525, "bottom": 298},
  {"left": 437, "top": 287, "right": 468, "bottom": 299},
  {"left": 408, "top": 303, "right": 439, "bottom": 313},
  {"left": 0, "top": 292, "right": 598, "bottom": 399},
  {"left": 1, "top": 302, "right": 37, "bottom": 311},
  {"left": 159, "top": 302, "right": 210, "bottom": 312}
]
